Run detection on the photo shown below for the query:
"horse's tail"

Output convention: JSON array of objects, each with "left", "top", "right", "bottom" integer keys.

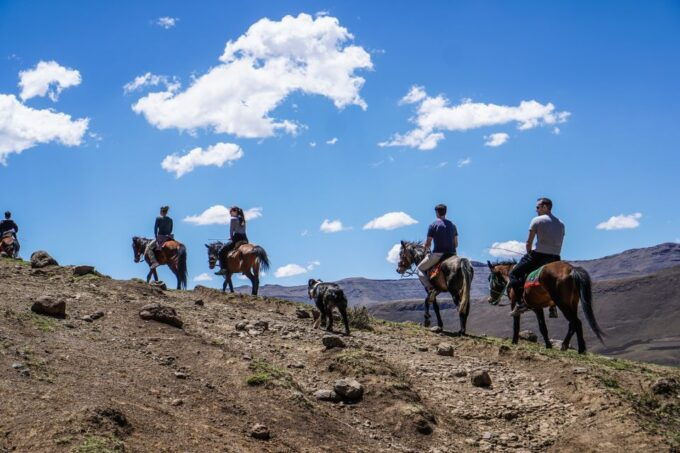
[
  {"left": 571, "top": 266, "right": 604, "bottom": 343},
  {"left": 458, "top": 258, "right": 474, "bottom": 315},
  {"left": 177, "top": 243, "right": 188, "bottom": 290},
  {"left": 252, "top": 246, "right": 270, "bottom": 273}
]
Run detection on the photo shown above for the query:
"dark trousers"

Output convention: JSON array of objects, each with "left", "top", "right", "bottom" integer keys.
[
  {"left": 220, "top": 233, "right": 248, "bottom": 259},
  {"left": 509, "top": 251, "right": 561, "bottom": 296}
]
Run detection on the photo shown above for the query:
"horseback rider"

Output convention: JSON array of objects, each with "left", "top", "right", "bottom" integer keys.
[
  {"left": 509, "top": 197, "right": 565, "bottom": 317},
  {"left": 417, "top": 204, "right": 458, "bottom": 295},
  {"left": 0, "top": 211, "right": 20, "bottom": 256},
  {"left": 145, "top": 205, "right": 173, "bottom": 270},
  {"left": 216, "top": 206, "right": 248, "bottom": 275}
]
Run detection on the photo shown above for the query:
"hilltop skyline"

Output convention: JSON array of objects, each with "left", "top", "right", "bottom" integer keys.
[{"left": 1, "top": 1, "right": 679, "bottom": 288}]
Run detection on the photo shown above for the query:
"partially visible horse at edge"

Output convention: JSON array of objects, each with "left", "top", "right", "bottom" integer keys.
[
  {"left": 205, "top": 241, "right": 270, "bottom": 295},
  {"left": 0, "top": 233, "right": 17, "bottom": 258},
  {"left": 487, "top": 260, "right": 604, "bottom": 354},
  {"left": 396, "top": 240, "right": 474, "bottom": 335},
  {"left": 132, "top": 236, "right": 187, "bottom": 290}
]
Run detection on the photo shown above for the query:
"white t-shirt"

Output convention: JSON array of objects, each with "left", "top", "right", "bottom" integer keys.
[{"left": 529, "top": 214, "right": 565, "bottom": 256}]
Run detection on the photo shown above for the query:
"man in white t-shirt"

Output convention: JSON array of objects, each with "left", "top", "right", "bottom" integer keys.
[{"left": 509, "top": 197, "right": 565, "bottom": 317}]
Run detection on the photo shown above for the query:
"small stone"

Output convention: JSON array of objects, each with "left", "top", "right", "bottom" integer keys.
[
  {"left": 11, "top": 362, "right": 24, "bottom": 369},
  {"left": 250, "top": 423, "right": 270, "bottom": 440},
  {"left": 81, "top": 315, "right": 93, "bottom": 322},
  {"left": 518, "top": 330, "right": 538, "bottom": 342},
  {"left": 436, "top": 343, "right": 454, "bottom": 357},
  {"left": 288, "top": 362, "right": 304, "bottom": 369},
  {"left": 235, "top": 321, "right": 248, "bottom": 331},
  {"left": 174, "top": 371, "right": 188, "bottom": 379},
  {"left": 572, "top": 367, "right": 587, "bottom": 375},
  {"left": 334, "top": 378, "right": 363, "bottom": 401},
  {"left": 90, "top": 311, "right": 105, "bottom": 320},
  {"left": 498, "top": 345, "right": 511, "bottom": 355},
  {"left": 149, "top": 281, "right": 167, "bottom": 291},
  {"left": 471, "top": 370, "right": 492, "bottom": 388},
  {"left": 171, "top": 398, "right": 184, "bottom": 406},
  {"left": 453, "top": 369, "right": 467, "bottom": 377},
  {"left": 429, "top": 326, "right": 442, "bottom": 333},
  {"left": 194, "top": 299, "right": 204, "bottom": 306},
  {"left": 31, "top": 295, "right": 66, "bottom": 318},
  {"left": 322, "top": 334, "right": 346, "bottom": 349},
  {"left": 416, "top": 345, "right": 429, "bottom": 352},
  {"left": 19, "top": 369, "right": 30, "bottom": 378},
  {"left": 313, "top": 389, "right": 339, "bottom": 402},
  {"left": 414, "top": 418, "right": 433, "bottom": 435},
  {"left": 139, "top": 303, "right": 183, "bottom": 328},
  {"left": 73, "top": 265, "right": 95, "bottom": 276},
  {"left": 481, "top": 431, "right": 494, "bottom": 440}
]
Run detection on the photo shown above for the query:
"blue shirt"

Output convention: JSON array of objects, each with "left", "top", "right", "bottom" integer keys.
[{"left": 427, "top": 218, "right": 457, "bottom": 254}]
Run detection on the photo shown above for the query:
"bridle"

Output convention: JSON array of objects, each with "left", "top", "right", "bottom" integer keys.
[
  {"left": 397, "top": 243, "right": 425, "bottom": 277},
  {"left": 488, "top": 267, "right": 511, "bottom": 306}
]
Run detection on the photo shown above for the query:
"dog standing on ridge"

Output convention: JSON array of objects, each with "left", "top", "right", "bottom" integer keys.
[{"left": 308, "top": 279, "right": 350, "bottom": 336}]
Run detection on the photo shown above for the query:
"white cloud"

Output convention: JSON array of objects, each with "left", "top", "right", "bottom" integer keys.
[
  {"left": 484, "top": 132, "right": 509, "bottom": 147},
  {"left": 275, "top": 263, "right": 305, "bottom": 278},
  {"left": 596, "top": 213, "right": 642, "bottom": 231},
  {"left": 435, "top": 161, "right": 447, "bottom": 169},
  {"left": 307, "top": 260, "right": 320, "bottom": 270},
  {"left": 18, "top": 60, "right": 81, "bottom": 102},
  {"left": 386, "top": 243, "right": 401, "bottom": 264},
  {"left": 301, "top": 229, "right": 309, "bottom": 237},
  {"left": 123, "top": 72, "right": 180, "bottom": 94},
  {"left": 184, "top": 205, "right": 262, "bottom": 225},
  {"left": 457, "top": 157, "right": 471, "bottom": 167},
  {"left": 161, "top": 142, "right": 244, "bottom": 177},
  {"left": 156, "top": 17, "right": 178, "bottom": 29},
  {"left": 552, "top": 127, "right": 560, "bottom": 135},
  {"left": 193, "top": 273, "right": 213, "bottom": 282},
  {"left": 309, "top": 141, "right": 317, "bottom": 148},
  {"left": 132, "top": 13, "right": 372, "bottom": 140},
  {"left": 0, "top": 94, "right": 89, "bottom": 165},
  {"left": 363, "top": 212, "right": 418, "bottom": 231},
  {"left": 489, "top": 240, "right": 525, "bottom": 257},
  {"left": 326, "top": 137, "right": 338, "bottom": 145},
  {"left": 320, "top": 219, "right": 347, "bottom": 233},
  {"left": 380, "top": 85, "right": 569, "bottom": 150}
]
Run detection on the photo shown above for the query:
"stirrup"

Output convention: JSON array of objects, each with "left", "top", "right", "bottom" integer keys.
[{"left": 510, "top": 302, "right": 529, "bottom": 317}]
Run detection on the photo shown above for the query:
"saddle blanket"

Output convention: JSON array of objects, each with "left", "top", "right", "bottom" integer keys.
[{"left": 524, "top": 265, "right": 545, "bottom": 289}]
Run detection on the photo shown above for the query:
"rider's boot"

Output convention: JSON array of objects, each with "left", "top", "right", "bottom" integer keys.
[
  {"left": 509, "top": 287, "right": 530, "bottom": 317},
  {"left": 147, "top": 251, "right": 160, "bottom": 270}
]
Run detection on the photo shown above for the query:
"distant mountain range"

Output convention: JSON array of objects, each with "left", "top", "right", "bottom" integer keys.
[
  {"left": 236, "top": 242, "right": 680, "bottom": 365},
  {"left": 238, "top": 242, "right": 680, "bottom": 306}
]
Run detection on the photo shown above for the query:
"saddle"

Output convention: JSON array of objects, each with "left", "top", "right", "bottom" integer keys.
[
  {"left": 156, "top": 234, "right": 174, "bottom": 249},
  {"left": 523, "top": 266, "right": 545, "bottom": 290},
  {"left": 226, "top": 240, "right": 248, "bottom": 260},
  {"left": 428, "top": 253, "right": 454, "bottom": 290}
]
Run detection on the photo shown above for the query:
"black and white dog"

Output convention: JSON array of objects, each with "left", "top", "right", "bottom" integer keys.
[{"left": 308, "top": 279, "right": 350, "bottom": 336}]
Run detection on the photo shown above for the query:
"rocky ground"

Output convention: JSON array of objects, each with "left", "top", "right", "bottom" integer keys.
[{"left": 1, "top": 255, "right": 679, "bottom": 452}]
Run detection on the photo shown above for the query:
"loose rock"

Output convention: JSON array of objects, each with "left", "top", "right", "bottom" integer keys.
[
  {"left": 149, "top": 281, "right": 167, "bottom": 291},
  {"left": 651, "top": 378, "right": 677, "bottom": 395},
  {"left": 31, "top": 295, "right": 66, "bottom": 319},
  {"left": 519, "top": 330, "right": 538, "bottom": 342},
  {"left": 250, "top": 423, "right": 270, "bottom": 440},
  {"left": 322, "top": 334, "right": 346, "bottom": 349},
  {"left": 314, "top": 389, "right": 339, "bottom": 402},
  {"left": 436, "top": 343, "right": 454, "bottom": 357},
  {"left": 429, "top": 326, "right": 442, "bottom": 333},
  {"left": 194, "top": 299, "right": 204, "bottom": 306},
  {"left": 334, "top": 378, "right": 363, "bottom": 401},
  {"left": 471, "top": 370, "right": 492, "bottom": 388},
  {"left": 73, "top": 265, "right": 95, "bottom": 276},
  {"left": 295, "top": 308, "right": 310, "bottom": 319},
  {"left": 30, "top": 251, "right": 58, "bottom": 269},
  {"left": 139, "top": 303, "right": 183, "bottom": 328}
]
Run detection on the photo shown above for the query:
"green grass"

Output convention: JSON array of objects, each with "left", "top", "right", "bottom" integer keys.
[
  {"left": 347, "top": 306, "right": 373, "bottom": 331},
  {"left": 30, "top": 313, "right": 58, "bottom": 332},
  {"left": 245, "top": 358, "right": 295, "bottom": 388},
  {"left": 71, "top": 435, "right": 123, "bottom": 453}
]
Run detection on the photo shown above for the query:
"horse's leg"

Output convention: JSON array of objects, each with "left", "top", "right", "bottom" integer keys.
[
  {"left": 432, "top": 296, "right": 443, "bottom": 329},
  {"left": 534, "top": 308, "right": 552, "bottom": 349},
  {"left": 423, "top": 296, "right": 431, "bottom": 328},
  {"left": 338, "top": 304, "right": 350, "bottom": 336},
  {"left": 222, "top": 275, "right": 228, "bottom": 293},
  {"left": 573, "top": 317, "right": 586, "bottom": 354},
  {"left": 243, "top": 268, "right": 257, "bottom": 296},
  {"left": 326, "top": 306, "right": 334, "bottom": 333},
  {"left": 226, "top": 273, "right": 234, "bottom": 293},
  {"left": 512, "top": 315, "right": 520, "bottom": 345},
  {"left": 562, "top": 323, "right": 575, "bottom": 351},
  {"left": 251, "top": 259, "right": 260, "bottom": 296}
]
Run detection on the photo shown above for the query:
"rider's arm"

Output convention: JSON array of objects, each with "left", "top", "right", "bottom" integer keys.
[
  {"left": 169, "top": 217, "right": 173, "bottom": 233},
  {"left": 12, "top": 221, "right": 18, "bottom": 234},
  {"left": 154, "top": 217, "right": 160, "bottom": 237},
  {"left": 453, "top": 234, "right": 458, "bottom": 250},
  {"left": 525, "top": 229, "right": 536, "bottom": 254},
  {"left": 424, "top": 237, "right": 433, "bottom": 252}
]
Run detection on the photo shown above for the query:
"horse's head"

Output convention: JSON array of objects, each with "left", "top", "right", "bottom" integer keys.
[
  {"left": 396, "top": 240, "right": 424, "bottom": 275},
  {"left": 132, "top": 236, "right": 147, "bottom": 263},
  {"left": 205, "top": 242, "right": 222, "bottom": 269},
  {"left": 486, "top": 260, "right": 514, "bottom": 304}
]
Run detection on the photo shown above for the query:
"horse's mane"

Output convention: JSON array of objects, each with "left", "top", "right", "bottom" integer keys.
[
  {"left": 403, "top": 240, "right": 423, "bottom": 247},
  {"left": 492, "top": 259, "right": 517, "bottom": 266}
]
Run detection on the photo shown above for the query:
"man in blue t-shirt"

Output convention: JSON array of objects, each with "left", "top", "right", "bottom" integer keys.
[{"left": 417, "top": 204, "right": 458, "bottom": 292}]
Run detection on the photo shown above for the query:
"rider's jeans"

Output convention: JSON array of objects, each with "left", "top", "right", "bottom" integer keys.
[{"left": 417, "top": 253, "right": 443, "bottom": 290}]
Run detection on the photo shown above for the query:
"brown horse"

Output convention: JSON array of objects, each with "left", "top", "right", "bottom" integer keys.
[
  {"left": 206, "top": 241, "right": 270, "bottom": 295},
  {"left": 487, "top": 260, "right": 604, "bottom": 353},
  {"left": 0, "top": 233, "right": 17, "bottom": 258},
  {"left": 132, "top": 236, "right": 187, "bottom": 289}
]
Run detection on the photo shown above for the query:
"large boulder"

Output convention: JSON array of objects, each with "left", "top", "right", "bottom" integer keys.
[
  {"left": 31, "top": 295, "right": 66, "bottom": 318},
  {"left": 73, "top": 265, "right": 96, "bottom": 276},
  {"left": 30, "top": 251, "right": 58, "bottom": 269},
  {"left": 139, "top": 303, "right": 183, "bottom": 328}
]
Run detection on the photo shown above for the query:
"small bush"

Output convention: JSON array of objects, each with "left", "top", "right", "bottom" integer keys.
[
  {"left": 245, "top": 358, "right": 294, "bottom": 388},
  {"left": 72, "top": 435, "right": 123, "bottom": 453},
  {"left": 348, "top": 306, "right": 373, "bottom": 331}
]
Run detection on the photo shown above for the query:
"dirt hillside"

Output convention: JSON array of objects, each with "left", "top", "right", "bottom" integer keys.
[{"left": 1, "top": 256, "right": 679, "bottom": 452}]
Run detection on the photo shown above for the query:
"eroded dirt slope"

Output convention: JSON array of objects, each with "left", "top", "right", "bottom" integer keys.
[{"left": 1, "top": 258, "right": 678, "bottom": 452}]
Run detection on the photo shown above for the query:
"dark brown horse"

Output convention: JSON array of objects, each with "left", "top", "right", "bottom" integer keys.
[
  {"left": 487, "top": 260, "right": 604, "bottom": 353},
  {"left": 206, "top": 241, "right": 270, "bottom": 295},
  {"left": 396, "top": 240, "right": 474, "bottom": 335},
  {"left": 0, "top": 233, "right": 17, "bottom": 258},
  {"left": 132, "top": 236, "right": 187, "bottom": 289}
]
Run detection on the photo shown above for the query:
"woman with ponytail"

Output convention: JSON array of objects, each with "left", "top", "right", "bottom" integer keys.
[{"left": 216, "top": 206, "right": 249, "bottom": 274}]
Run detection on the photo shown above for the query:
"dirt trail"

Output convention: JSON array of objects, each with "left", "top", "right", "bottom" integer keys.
[{"left": 1, "top": 257, "right": 678, "bottom": 452}]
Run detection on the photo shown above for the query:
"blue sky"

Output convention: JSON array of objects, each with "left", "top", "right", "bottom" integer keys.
[{"left": 1, "top": 1, "right": 679, "bottom": 288}]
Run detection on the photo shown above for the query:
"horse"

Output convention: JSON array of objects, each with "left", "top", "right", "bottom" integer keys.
[
  {"left": 132, "top": 236, "right": 187, "bottom": 290},
  {"left": 205, "top": 241, "right": 270, "bottom": 295},
  {"left": 486, "top": 260, "right": 604, "bottom": 354},
  {"left": 0, "top": 233, "right": 17, "bottom": 258},
  {"left": 396, "top": 240, "right": 474, "bottom": 335}
]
